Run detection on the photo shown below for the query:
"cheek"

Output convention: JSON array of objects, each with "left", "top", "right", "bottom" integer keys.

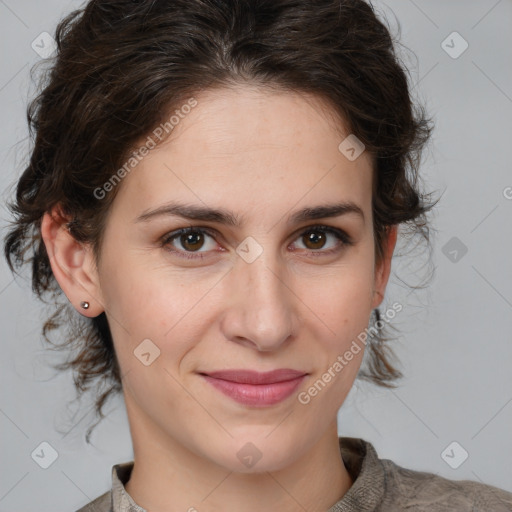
[
  {"left": 102, "top": 265, "right": 218, "bottom": 372},
  {"left": 300, "top": 261, "right": 375, "bottom": 340},
  {"left": 101, "top": 245, "right": 200, "bottom": 325}
]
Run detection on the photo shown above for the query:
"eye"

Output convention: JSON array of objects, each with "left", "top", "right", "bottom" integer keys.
[
  {"left": 290, "top": 225, "right": 352, "bottom": 256},
  {"left": 161, "top": 227, "right": 218, "bottom": 260}
]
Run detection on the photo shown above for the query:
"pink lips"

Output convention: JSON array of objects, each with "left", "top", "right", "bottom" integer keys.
[{"left": 200, "top": 369, "right": 307, "bottom": 406}]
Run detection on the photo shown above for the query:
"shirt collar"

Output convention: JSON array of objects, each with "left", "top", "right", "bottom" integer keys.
[
  {"left": 327, "top": 437, "right": 386, "bottom": 511},
  {"left": 111, "top": 437, "right": 385, "bottom": 512},
  {"left": 111, "top": 462, "right": 146, "bottom": 512}
]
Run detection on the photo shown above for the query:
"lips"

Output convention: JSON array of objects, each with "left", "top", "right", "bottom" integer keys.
[
  {"left": 202, "top": 369, "right": 307, "bottom": 384},
  {"left": 200, "top": 369, "right": 307, "bottom": 406}
]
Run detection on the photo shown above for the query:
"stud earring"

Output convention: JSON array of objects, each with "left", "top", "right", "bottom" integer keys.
[{"left": 80, "top": 301, "right": 90, "bottom": 310}]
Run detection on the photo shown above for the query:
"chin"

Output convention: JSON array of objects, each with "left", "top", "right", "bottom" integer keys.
[{"left": 204, "top": 434, "right": 299, "bottom": 474}]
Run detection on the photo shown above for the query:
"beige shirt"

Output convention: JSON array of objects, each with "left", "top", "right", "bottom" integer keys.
[{"left": 76, "top": 437, "right": 512, "bottom": 511}]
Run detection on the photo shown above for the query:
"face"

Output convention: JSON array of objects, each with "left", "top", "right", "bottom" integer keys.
[{"left": 47, "top": 85, "right": 396, "bottom": 473}]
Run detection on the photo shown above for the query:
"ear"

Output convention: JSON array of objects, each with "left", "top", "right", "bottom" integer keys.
[
  {"left": 40, "top": 205, "right": 105, "bottom": 317},
  {"left": 371, "top": 224, "right": 398, "bottom": 309}
]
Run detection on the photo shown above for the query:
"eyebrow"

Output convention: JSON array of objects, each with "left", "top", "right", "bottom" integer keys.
[{"left": 134, "top": 201, "right": 365, "bottom": 226}]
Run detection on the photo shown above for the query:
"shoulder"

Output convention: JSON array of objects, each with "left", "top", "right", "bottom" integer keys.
[
  {"left": 380, "top": 457, "right": 512, "bottom": 511},
  {"left": 339, "top": 437, "right": 512, "bottom": 512},
  {"left": 74, "top": 491, "right": 111, "bottom": 512}
]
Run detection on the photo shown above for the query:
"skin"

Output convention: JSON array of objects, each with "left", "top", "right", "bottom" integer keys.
[{"left": 41, "top": 84, "right": 397, "bottom": 512}]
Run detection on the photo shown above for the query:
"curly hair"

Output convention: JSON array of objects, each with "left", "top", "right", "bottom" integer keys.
[{"left": 3, "top": 0, "right": 438, "bottom": 441}]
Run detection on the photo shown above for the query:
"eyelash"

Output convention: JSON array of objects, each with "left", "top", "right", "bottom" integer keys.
[{"left": 160, "top": 225, "right": 353, "bottom": 261}]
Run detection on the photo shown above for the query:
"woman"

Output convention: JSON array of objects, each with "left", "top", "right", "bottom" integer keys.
[{"left": 4, "top": 0, "right": 512, "bottom": 511}]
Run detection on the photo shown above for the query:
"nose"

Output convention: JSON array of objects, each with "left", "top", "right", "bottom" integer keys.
[{"left": 220, "top": 247, "right": 296, "bottom": 352}]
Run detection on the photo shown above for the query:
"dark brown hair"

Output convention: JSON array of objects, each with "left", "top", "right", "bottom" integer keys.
[{"left": 3, "top": 0, "right": 438, "bottom": 441}]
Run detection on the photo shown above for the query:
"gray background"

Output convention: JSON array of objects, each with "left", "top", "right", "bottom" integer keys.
[{"left": 1, "top": 1, "right": 511, "bottom": 510}]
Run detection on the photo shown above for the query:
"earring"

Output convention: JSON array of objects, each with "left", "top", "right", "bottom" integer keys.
[{"left": 80, "top": 301, "right": 90, "bottom": 310}]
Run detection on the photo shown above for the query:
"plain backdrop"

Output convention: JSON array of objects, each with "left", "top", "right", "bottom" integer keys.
[{"left": 1, "top": 1, "right": 511, "bottom": 511}]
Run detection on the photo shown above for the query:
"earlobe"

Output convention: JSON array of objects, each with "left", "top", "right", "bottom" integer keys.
[
  {"left": 371, "top": 225, "right": 398, "bottom": 309},
  {"left": 40, "top": 205, "right": 104, "bottom": 317}
]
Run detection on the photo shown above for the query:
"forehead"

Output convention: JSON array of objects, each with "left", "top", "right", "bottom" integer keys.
[
  {"left": 111, "top": 85, "right": 374, "bottom": 223},
  {"left": 165, "top": 85, "right": 353, "bottom": 161}
]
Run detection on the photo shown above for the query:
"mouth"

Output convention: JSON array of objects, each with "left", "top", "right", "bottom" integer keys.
[{"left": 199, "top": 369, "right": 308, "bottom": 407}]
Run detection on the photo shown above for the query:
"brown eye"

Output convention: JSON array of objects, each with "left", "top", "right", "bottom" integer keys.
[
  {"left": 292, "top": 226, "right": 352, "bottom": 255},
  {"left": 302, "top": 231, "right": 327, "bottom": 250},
  {"left": 162, "top": 227, "right": 218, "bottom": 259},
  {"left": 180, "top": 231, "right": 205, "bottom": 251}
]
